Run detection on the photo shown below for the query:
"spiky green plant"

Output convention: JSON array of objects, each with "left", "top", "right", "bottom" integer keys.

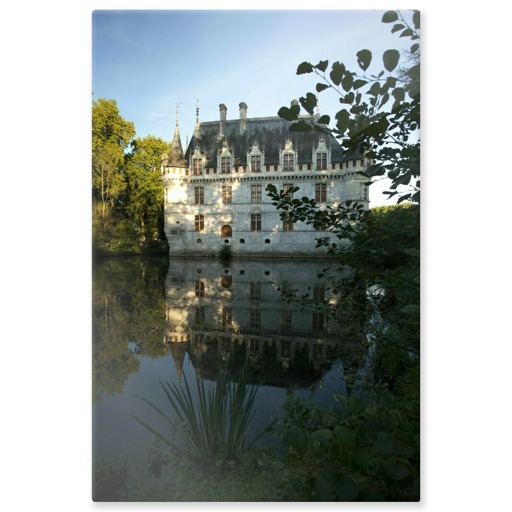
[{"left": 133, "top": 367, "right": 261, "bottom": 468}]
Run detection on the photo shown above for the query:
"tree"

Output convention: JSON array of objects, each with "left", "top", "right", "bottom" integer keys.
[
  {"left": 276, "top": 9, "right": 420, "bottom": 204},
  {"left": 124, "top": 135, "right": 168, "bottom": 242},
  {"left": 92, "top": 98, "right": 135, "bottom": 222}
]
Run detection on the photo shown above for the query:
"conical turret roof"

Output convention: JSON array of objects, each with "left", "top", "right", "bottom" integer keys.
[{"left": 166, "top": 104, "right": 188, "bottom": 168}]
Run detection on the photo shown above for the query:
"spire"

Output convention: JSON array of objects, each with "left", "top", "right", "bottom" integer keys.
[
  {"left": 167, "top": 102, "right": 188, "bottom": 168},
  {"left": 194, "top": 99, "right": 200, "bottom": 138}
]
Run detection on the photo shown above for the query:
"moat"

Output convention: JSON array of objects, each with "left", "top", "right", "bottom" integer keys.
[{"left": 92, "top": 256, "right": 366, "bottom": 474}]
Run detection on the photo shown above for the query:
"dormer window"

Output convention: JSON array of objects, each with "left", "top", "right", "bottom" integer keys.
[
  {"left": 316, "top": 152, "right": 327, "bottom": 170},
  {"left": 219, "top": 141, "right": 232, "bottom": 174},
  {"left": 281, "top": 139, "right": 295, "bottom": 172},
  {"left": 191, "top": 148, "right": 204, "bottom": 175},
  {"left": 192, "top": 158, "right": 203, "bottom": 175},
  {"left": 283, "top": 153, "right": 294, "bottom": 172},
  {"left": 251, "top": 155, "right": 261, "bottom": 173},
  {"left": 249, "top": 142, "right": 263, "bottom": 173},
  {"left": 220, "top": 156, "right": 230, "bottom": 174},
  {"left": 314, "top": 136, "right": 330, "bottom": 171}
]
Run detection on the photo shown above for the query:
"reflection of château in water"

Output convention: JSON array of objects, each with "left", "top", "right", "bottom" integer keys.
[{"left": 163, "top": 259, "right": 364, "bottom": 389}]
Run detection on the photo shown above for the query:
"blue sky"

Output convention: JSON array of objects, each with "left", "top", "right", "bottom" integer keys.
[{"left": 92, "top": 9, "right": 414, "bottom": 205}]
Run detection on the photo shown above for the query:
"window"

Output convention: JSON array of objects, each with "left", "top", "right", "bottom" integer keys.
[
  {"left": 222, "top": 185, "right": 232, "bottom": 204},
  {"left": 220, "top": 156, "right": 230, "bottom": 174},
  {"left": 331, "top": 163, "right": 336, "bottom": 170},
  {"left": 283, "top": 153, "right": 294, "bottom": 172},
  {"left": 313, "top": 284, "right": 325, "bottom": 301},
  {"left": 312, "top": 312, "right": 325, "bottom": 330},
  {"left": 315, "top": 183, "right": 327, "bottom": 203},
  {"left": 282, "top": 183, "right": 294, "bottom": 198},
  {"left": 192, "top": 158, "right": 203, "bottom": 175},
  {"left": 251, "top": 214, "right": 261, "bottom": 231},
  {"left": 299, "top": 164, "right": 303, "bottom": 171},
  {"left": 195, "top": 306, "right": 205, "bottom": 324},
  {"left": 316, "top": 152, "right": 327, "bottom": 170},
  {"left": 195, "top": 280, "right": 205, "bottom": 297},
  {"left": 281, "top": 310, "right": 292, "bottom": 330},
  {"left": 250, "top": 309, "right": 261, "bottom": 328},
  {"left": 251, "top": 184, "right": 262, "bottom": 203},
  {"left": 251, "top": 155, "right": 261, "bottom": 173},
  {"left": 282, "top": 219, "right": 294, "bottom": 231},
  {"left": 221, "top": 307, "right": 232, "bottom": 327},
  {"left": 194, "top": 214, "right": 204, "bottom": 231},
  {"left": 194, "top": 186, "right": 204, "bottom": 205},
  {"left": 250, "top": 282, "right": 261, "bottom": 300}
]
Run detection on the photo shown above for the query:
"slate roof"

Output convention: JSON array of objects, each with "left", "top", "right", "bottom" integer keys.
[
  {"left": 184, "top": 116, "right": 362, "bottom": 168},
  {"left": 166, "top": 128, "right": 188, "bottom": 168}
]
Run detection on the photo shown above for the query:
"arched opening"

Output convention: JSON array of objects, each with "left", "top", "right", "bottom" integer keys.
[{"left": 221, "top": 225, "right": 232, "bottom": 237}]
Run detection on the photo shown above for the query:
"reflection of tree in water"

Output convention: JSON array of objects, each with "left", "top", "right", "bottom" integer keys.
[{"left": 92, "top": 257, "right": 168, "bottom": 402}]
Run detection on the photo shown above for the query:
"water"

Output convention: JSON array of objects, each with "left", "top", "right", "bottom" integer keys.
[{"left": 92, "top": 256, "right": 365, "bottom": 475}]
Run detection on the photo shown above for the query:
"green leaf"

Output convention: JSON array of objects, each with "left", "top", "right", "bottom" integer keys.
[
  {"left": 401, "top": 304, "right": 420, "bottom": 316},
  {"left": 312, "top": 428, "right": 334, "bottom": 447},
  {"left": 413, "top": 10, "right": 420, "bottom": 29},
  {"left": 344, "top": 92, "right": 355, "bottom": 104},
  {"left": 278, "top": 106, "right": 299, "bottom": 121},
  {"left": 353, "top": 79, "right": 368, "bottom": 90},
  {"left": 375, "top": 431, "right": 393, "bottom": 455},
  {"left": 368, "top": 82, "right": 381, "bottom": 96},
  {"left": 382, "top": 10, "right": 399, "bottom": 23},
  {"left": 391, "top": 23, "right": 405, "bottom": 33},
  {"left": 410, "top": 43, "right": 420, "bottom": 53},
  {"left": 297, "top": 61, "right": 313, "bottom": 74},
  {"left": 290, "top": 103, "right": 300, "bottom": 117},
  {"left": 383, "top": 49, "right": 400, "bottom": 72},
  {"left": 335, "top": 109, "right": 349, "bottom": 134},
  {"left": 330, "top": 61, "right": 345, "bottom": 86},
  {"left": 289, "top": 121, "right": 313, "bottom": 132},
  {"left": 315, "top": 59, "right": 329, "bottom": 72},
  {"left": 400, "top": 28, "right": 414, "bottom": 38},
  {"left": 342, "top": 72, "right": 353, "bottom": 92},
  {"left": 356, "top": 49, "right": 372, "bottom": 71},
  {"left": 317, "top": 115, "right": 330, "bottom": 125},
  {"left": 316, "top": 82, "right": 329, "bottom": 93},
  {"left": 392, "top": 87, "right": 405, "bottom": 102},
  {"left": 299, "top": 92, "right": 317, "bottom": 115}
]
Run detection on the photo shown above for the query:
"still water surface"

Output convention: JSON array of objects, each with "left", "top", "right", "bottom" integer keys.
[{"left": 92, "top": 257, "right": 365, "bottom": 470}]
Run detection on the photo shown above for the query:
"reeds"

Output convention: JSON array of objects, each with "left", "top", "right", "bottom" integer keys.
[{"left": 134, "top": 367, "right": 261, "bottom": 468}]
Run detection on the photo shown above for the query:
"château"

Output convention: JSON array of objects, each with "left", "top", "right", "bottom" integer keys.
[{"left": 161, "top": 102, "right": 370, "bottom": 257}]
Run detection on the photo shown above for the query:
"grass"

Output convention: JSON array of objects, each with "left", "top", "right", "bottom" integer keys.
[{"left": 133, "top": 365, "right": 262, "bottom": 469}]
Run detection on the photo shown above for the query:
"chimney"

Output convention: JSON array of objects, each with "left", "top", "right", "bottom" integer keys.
[
  {"left": 291, "top": 99, "right": 299, "bottom": 108},
  {"left": 239, "top": 102, "right": 247, "bottom": 133},
  {"left": 219, "top": 103, "right": 227, "bottom": 137}
]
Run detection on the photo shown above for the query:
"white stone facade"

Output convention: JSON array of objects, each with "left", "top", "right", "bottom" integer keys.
[{"left": 162, "top": 104, "right": 370, "bottom": 257}]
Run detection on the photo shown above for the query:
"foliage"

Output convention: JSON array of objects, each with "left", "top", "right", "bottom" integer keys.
[
  {"left": 268, "top": 388, "right": 420, "bottom": 501},
  {"left": 92, "top": 98, "right": 135, "bottom": 220},
  {"left": 92, "top": 257, "right": 169, "bottom": 402},
  {"left": 277, "top": 10, "right": 420, "bottom": 204},
  {"left": 124, "top": 135, "right": 169, "bottom": 242},
  {"left": 133, "top": 366, "right": 263, "bottom": 469},
  {"left": 218, "top": 244, "right": 233, "bottom": 264},
  {"left": 92, "top": 98, "right": 169, "bottom": 255}
]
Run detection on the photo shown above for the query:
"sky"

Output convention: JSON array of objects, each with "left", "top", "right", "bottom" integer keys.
[{"left": 92, "top": 9, "right": 416, "bottom": 206}]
